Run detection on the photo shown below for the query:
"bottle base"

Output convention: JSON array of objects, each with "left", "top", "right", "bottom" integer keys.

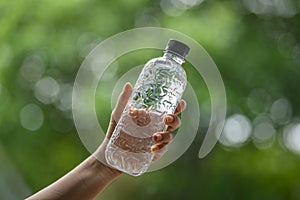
[{"left": 105, "top": 143, "right": 154, "bottom": 176}]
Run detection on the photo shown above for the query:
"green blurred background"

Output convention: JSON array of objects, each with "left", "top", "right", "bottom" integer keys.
[{"left": 1, "top": 0, "right": 300, "bottom": 199}]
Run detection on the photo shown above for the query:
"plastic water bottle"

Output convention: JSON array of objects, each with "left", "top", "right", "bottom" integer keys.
[{"left": 105, "top": 39, "right": 190, "bottom": 176}]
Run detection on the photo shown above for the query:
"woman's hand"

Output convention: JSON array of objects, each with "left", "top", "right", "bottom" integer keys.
[
  {"left": 27, "top": 82, "right": 186, "bottom": 200},
  {"left": 93, "top": 82, "right": 186, "bottom": 169}
]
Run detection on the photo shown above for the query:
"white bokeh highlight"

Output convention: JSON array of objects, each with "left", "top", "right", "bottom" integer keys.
[
  {"left": 219, "top": 114, "right": 252, "bottom": 147},
  {"left": 20, "top": 104, "right": 44, "bottom": 131},
  {"left": 34, "top": 76, "right": 60, "bottom": 104},
  {"left": 283, "top": 123, "right": 300, "bottom": 155},
  {"left": 252, "top": 115, "right": 276, "bottom": 149}
]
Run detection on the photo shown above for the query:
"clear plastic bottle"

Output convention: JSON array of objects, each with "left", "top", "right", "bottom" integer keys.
[{"left": 105, "top": 39, "right": 190, "bottom": 176}]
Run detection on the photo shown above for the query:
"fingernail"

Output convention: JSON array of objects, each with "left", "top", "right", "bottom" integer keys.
[
  {"left": 129, "top": 111, "right": 134, "bottom": 116},
  {"left": 151, "top": 146, "right": 158, "bottom": 152},
  {"left": 129, "top": 110, "right": 137, "bottom": 118},
  {"left": 153, "top": 134, "right": 162, "bottom": 142}
]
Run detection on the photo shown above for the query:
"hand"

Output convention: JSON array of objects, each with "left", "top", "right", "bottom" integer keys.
[
  {"left": 93, "top": 82, "right": 186, "bottom": 170},
  {"left": 128, "top": 108, "right": 151, "bottom": 126},
  {"left": 150, "top": 100, "right": 185, "bottom": 162},
  {"left": 127, "top": 99, "right": 185, "bottom": 161}
]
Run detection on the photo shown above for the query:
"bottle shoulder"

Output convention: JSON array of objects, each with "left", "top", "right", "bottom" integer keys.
[
  {"left": 144, "top": 56, "right": 187, "bottom": 78},
  {"left": 145, "top": 56, "right": 174, "bottom": 66}
]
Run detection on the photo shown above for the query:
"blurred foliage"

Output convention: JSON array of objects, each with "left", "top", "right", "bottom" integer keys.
[{"left": 1, "top": 0, "right": 300, "bottom": 199}]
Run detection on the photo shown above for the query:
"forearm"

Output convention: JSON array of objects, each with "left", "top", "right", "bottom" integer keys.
[{"left": 27, "top": 156, "right": 122, "bottom": 200}]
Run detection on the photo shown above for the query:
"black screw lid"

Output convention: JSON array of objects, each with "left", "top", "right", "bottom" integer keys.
[{"left": 164, "top": 39, "right": 190, "bottom": 59}]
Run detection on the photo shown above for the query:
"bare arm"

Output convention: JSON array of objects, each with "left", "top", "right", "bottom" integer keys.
[
  {"left": 26, "top": 82, "right": 186, "bottom": 200},
  {"left": 27, "top": 156, "right": 121, "bottom": 200}
]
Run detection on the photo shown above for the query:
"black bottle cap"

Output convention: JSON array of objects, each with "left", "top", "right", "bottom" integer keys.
[{"left": 164, "top": 39, "right": 190, "bottom": 59}]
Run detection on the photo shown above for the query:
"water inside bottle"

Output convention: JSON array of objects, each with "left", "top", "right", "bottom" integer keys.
[
  {"left": 105, "top": 59, "right": 186, "bottom": 176},
  {"left": 105, "top": 111, "right": 166, "bottom": 175}
]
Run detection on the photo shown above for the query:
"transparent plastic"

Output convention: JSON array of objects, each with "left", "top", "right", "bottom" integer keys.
[{"left": 105, "top": 52, "right": 187, "bottom": 176}]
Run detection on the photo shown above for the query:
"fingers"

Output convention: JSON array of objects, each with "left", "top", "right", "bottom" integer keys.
[
  {"left": 162, "top": 99, "right": 185, "bottom": 132},
  {"left": 128, "top": 108, "right": 151, "bottom": 126},
  {"left": 150, "top": 102, "right": 185, "bottom": 154},
  {"left": 128, "top": 108, "right": 147, "bottom": 120},
  {"left": 112, "top": 82, "right": 133, "bottom": 121},
  {"left": 116, "top": 82, "right": 133, "bottom": 111},
  {"left": 150, "top": 101, "right": 187, "bottom": 159},
  {"left": 128, "top": 108, "right": 138, "bottom": 119},
  {"left": 174, "top": 100, "right": 186, "bottom": 115},
  {"left": 151, "top": 131, "right": 174, "bottom": 152},
  {"left": 151, "top": 146, "right": 168, "bottom": 162},
  {"left": 152, "top": 131, "right": 173, "bottom": 143},
  {"left": 151, "top": 142, "right": 168, "bottom": 152},
  {"left": 164, "top": 114, "right": 181, "bottom": 132}
]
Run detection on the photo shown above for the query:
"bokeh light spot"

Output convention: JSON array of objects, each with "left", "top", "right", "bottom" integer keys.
[
  {"left": 243, "top": 0, "right": 297, "bottom": 17},
  {"left": 160, "top": 0, "right": 185, "bottom": 16},
  {"left": 252, "top": 115, "right": 276, "bottom": 149},
  {"left": 270, "top": 98, "right": 292, "bottom": 125},
  {"left": 20, "top": 104, "right": 44, "bottom": 131},
  {"left": 283, "top": 123, "right": 300, "bottom": 155},
  {"left": 20, "top": 54, "right": 45, "bottom": 82},
  {"left": 34, "top": 76, "right": 60, "bottom": 104},
  {"left": 247, "top": 88, "right": 271, "bottom": 114},
  {"left": 219, "top": 114, "right": 252, "bottom": 147},
  {"left": 55, "top": 83, "right": 73, "bottom": 111},
  {"left": 172, "top": 0, "right": 204, "bottom": 9}
]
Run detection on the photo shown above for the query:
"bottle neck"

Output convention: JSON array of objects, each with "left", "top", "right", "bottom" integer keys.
[{"left": 163, "top": 51, "right": 185, "bottom": 65}]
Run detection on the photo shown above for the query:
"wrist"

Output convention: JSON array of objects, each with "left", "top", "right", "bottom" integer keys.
[{"left": 88, "top": 155, "right": 122, "bottom": 178}]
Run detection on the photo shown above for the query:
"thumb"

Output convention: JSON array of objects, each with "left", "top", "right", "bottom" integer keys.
[{"left": 113, "top": 82, "right": 133, "bottom": 121}]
